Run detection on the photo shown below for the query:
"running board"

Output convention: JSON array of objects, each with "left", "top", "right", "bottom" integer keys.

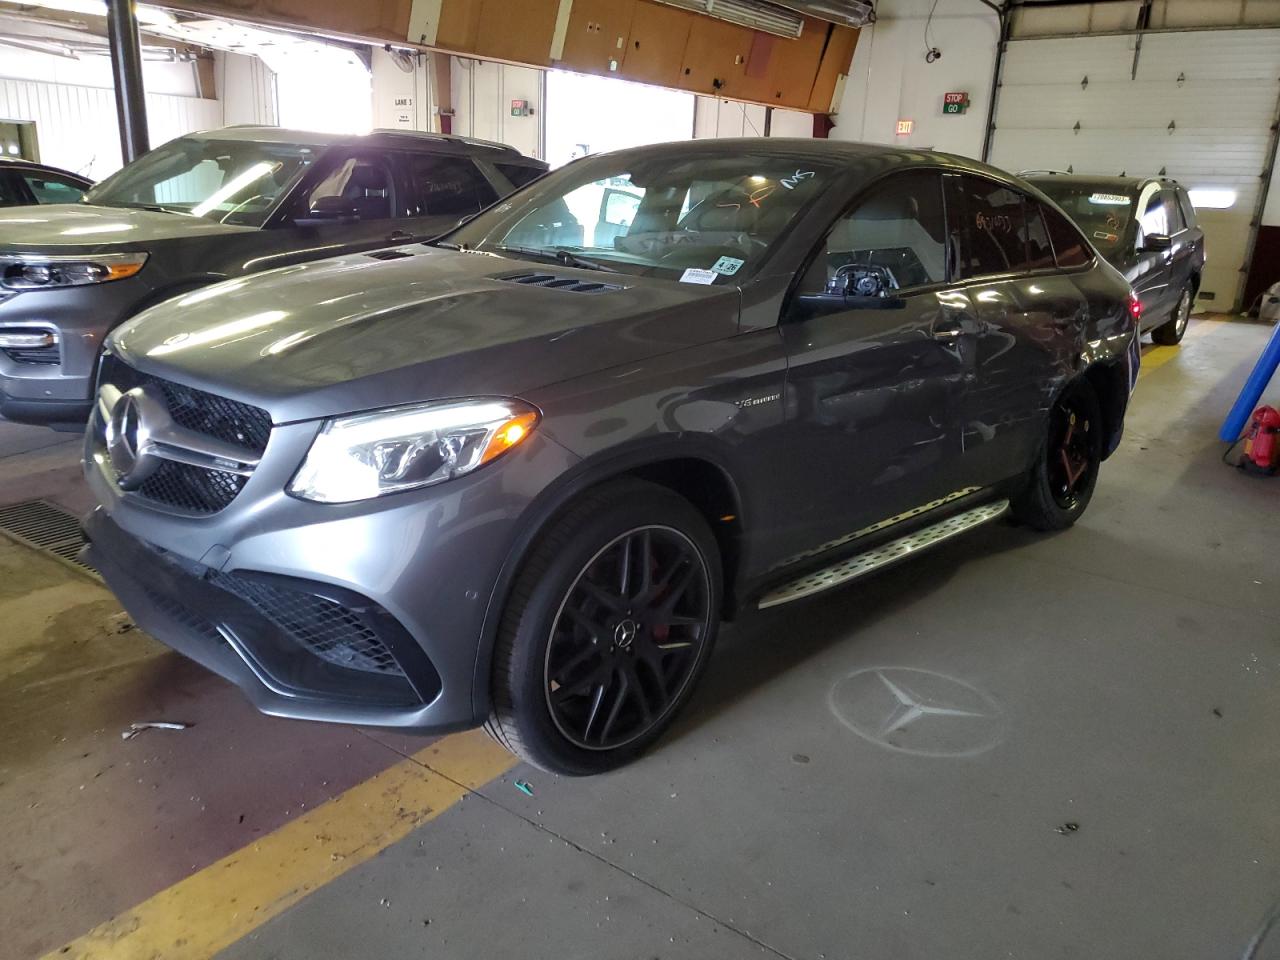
[{"left": 758, "top": 500, "right": 1010, "bottom": 609}]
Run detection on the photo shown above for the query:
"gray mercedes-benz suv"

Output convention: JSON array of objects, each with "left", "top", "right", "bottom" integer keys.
[
  {"left": 0, "top": 126, "right": 544, "bottom": 427},
  {"left": 83, "top": 140, "right": 1139, "bottom": 774}
]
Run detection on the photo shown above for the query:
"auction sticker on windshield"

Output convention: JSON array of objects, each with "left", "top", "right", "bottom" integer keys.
[
  {"left": 1088, "top": 193, "right": 1130, "bottom": 205},
  {"left": 680, "top": 268, "right": 718, "bottom": 284},
  {"left": 711, "top": 256, "right": 744, "bottom": 276}
]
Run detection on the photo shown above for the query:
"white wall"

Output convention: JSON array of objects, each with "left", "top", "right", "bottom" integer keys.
[
  {"left": 0, "top": 78, "right": 220, "bottom": 179},
  {"left": 370, "top": 47, "right": 432, "bottom": 131},
  {"left": 545, "top": 70, "right": 694, "bottom": 165},
  {"left": 693, "top": 98, "right": 812, "bottom": 139},
  {"left": 450, "top": 58, "right": 544, "bottom": 158},
  {"left": 216, "top": 51, "right": 277, "bottom": 127},
  {"left": 832, "top": 0, "right": 1000, "bottom": 158}
]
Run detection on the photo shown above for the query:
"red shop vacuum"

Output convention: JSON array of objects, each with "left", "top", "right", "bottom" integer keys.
[{"left": 1238, "top": 405, "right": 1280, "bottom": 475}]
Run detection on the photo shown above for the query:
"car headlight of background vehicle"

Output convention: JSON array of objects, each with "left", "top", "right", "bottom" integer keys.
[
  {"left": 0, "top": 252, "right": 149, "bottom": 290},
  {"left": 288, "top": 398, "right": 540, "bottom": 504}
]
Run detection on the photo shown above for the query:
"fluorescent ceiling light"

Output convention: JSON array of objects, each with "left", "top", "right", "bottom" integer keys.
[{"left": 1187, "top": 188, "right": 1236, "bottom": 209}]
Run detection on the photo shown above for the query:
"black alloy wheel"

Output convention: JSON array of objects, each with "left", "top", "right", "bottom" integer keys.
[
  {"left": 486, "top": 480, "right": 722, "bottom": 774},
  {"left": 1010, "top": 378, "right": 1102, "bottom": 531},
  {"left": 545, "top": 525, "right": 712, "bottom": 751}
]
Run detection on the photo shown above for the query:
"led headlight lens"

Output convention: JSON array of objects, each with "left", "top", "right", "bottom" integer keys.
[
  {"left": 289, "top": 398, "right": 540, "bottom": 504},
  {"left": 0, "top": 252, "right": 149, "bottom": 290}
]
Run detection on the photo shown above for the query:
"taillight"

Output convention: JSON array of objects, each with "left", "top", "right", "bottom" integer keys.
[{"left": 1127, "top": 291, "right": 1143, "bottom": 322}]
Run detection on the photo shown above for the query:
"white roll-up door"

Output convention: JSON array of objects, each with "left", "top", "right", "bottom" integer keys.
[{"left": 990, "top": 29, "right": 1280, "bottom": 310}]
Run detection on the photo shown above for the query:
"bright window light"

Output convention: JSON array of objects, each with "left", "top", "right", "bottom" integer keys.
[{"left": 1187, "top": 188, "right": 1236, "bottom": 209}]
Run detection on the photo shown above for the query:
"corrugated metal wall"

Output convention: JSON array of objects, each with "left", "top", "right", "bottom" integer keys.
[{"left": 0, "top": 78, "right": 222, "bottom": 182}]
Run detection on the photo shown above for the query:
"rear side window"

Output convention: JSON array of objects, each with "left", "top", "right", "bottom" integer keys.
[
  {"left": 1041, "top": 202, "right": 1091, "bottom": 268},
  {"left": 0, "top": 172, "right": 26, "bottom": 205},
  {"left": 1176, "top": 188, "right": 1196, "bottom": 228},
  {"left": 1024, "top": 202, "right": 1055, "bottom": 269},
  {"left": 945, "top": 174, "right": 1030, "bottom": 278},
  {"left": 493, "top": 162, "right": 544, "bottom": 190},
  {"left": 800, "top": 170, "right": 948, "bottom": 293},
  {"left": 1137, "top": 188, "right": 1169, "bottom": 238},
  {"left": 21, "top": 172, "right": 86, "bottom": 204},
  {"left": 1163, "top": 188, "right": 1186, "bottom": 233},
  {"left": 406, "top": 155, "right": 498, "bottom": 217}
]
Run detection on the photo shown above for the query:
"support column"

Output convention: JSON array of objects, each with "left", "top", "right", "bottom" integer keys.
[{"left": 107, "top": 0, "right": 149, "bottom": 163}]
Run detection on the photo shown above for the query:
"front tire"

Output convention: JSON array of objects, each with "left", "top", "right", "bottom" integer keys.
[
  {"left": 1152, "top": 284, "right": 1193, "bottom": 345},
  {"left": 486, "top": 480, "right": 722, "bottom": 775},
  {"left": 1011, "top": 379, "right": 1103, "bottom": 531}
]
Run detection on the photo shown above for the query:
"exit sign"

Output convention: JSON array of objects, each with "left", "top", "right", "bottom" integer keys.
[
  {"left": 943, "top": 91, "right": 970, "bottom": 114},
  {"left": 896, "top": 119, "right": 914, "bottom": 135}
]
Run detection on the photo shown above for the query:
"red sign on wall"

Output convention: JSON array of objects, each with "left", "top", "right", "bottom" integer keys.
[{"left": 943, "top": 92, "right": 968, "bottom": 104}]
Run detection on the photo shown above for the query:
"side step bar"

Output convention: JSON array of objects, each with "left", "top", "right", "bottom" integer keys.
[{"left": 758, "top": 500, "right": 1010, "bottom": 609}]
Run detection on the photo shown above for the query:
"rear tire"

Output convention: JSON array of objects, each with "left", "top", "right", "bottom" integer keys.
[
  {"left": 485, "top": 479, "right": 722, "bottom": 775},
  {"left": 1011, "top": 379, "right": 1103, "bottom": 531},
  {"left": 1152, "top": 284, "right": 1193, "bottom": 345}
]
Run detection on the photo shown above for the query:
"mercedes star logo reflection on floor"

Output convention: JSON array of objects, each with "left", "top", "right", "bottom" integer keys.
[{"left": 828, "top": 667, "right": 1006, "bottom": 757}]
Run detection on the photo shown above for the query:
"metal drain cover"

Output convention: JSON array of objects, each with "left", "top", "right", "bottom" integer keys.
[{"left": 0, "top": 499, "right": 98, "bottom": 579}]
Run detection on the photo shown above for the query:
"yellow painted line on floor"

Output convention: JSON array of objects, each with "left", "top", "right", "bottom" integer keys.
[
  {"left": 1139, "top": 317, "right": 1220, "bottom": 378},
  {"left": 45, "top": 729, "right": 516, "bottom": 960}
]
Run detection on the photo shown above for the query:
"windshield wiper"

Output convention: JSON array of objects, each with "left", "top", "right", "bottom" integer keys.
[{"left": 490, "top": 244, "right": 619, "bottom": 273}]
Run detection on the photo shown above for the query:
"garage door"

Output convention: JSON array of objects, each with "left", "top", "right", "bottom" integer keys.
[{"left": 990, "top": 29, "right": 1280, "bottom": 310}]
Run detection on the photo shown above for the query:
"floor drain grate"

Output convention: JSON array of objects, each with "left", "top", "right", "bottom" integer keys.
[{"left": 0, "top": 499, "right": 99, "bottom": 580}]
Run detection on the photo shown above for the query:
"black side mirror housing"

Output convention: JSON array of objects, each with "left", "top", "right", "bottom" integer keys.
[
  {"left": 302, "top": 196, "right": 358, "bottom": 223},
  {"left": 1140, "top": 233, "right": 1172, "bottom": 253}
]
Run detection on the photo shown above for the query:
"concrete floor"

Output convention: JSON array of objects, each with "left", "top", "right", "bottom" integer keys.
[{"left": 2, "top": 316, "right": 1278, "bottom": 960}]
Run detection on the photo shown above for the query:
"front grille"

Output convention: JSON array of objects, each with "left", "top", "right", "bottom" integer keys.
[
  {"left": 137, "top": 460, "right": 247, "bottom": 514},
  {"left": 101, "top": 355, "right": 271, "bottom": 452},
  {"left": 99, "top": 354, "right": 271, "bottom": 514},
  {"left": 210, "top": 572, "right": 406, "bottom": 677},
  {"left": 3, "top": 345, "right": 58, "bottom": 364}
]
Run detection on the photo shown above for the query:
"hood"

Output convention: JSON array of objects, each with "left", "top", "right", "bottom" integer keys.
[
  {"left": 109, "top": 245, "right": 740, "bottom": 423},
  {"left": 0, "top": 204, "right": 255, "bottom": 250}
]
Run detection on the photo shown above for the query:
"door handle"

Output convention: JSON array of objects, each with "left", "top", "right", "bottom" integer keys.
[{"left": 931, "top": 319, "right": 965, "bottom": 341}]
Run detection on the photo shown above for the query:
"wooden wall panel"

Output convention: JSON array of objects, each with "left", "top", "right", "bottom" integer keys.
[
  {"left": 474, "top": 0, "right": 560, "bottom": 65},
  {"left": 435, "top": 0, "right": 483, "bottom": 52},
  {"left": 679, "top": 15, "right": 753, "bottom": 97},
  {"left": 807, "top": 25, "right": 859, "bottom": 113},
  {"left": 559, "top": 0, "right": 636, "bottom": 75},
  {"left": 733, "top": 15, "right": 827, "bottom": 107},
  {"left": 619, "top": 1, "right": 693, "bottom": 88}
]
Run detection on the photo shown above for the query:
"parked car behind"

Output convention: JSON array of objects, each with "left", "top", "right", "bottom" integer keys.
[
  {"left": 0, "top": 157, "right": 91, "bottom": 208},
  {"left": 1024, "top": 173, "right": 1204, "bottom": 345},
  {"left": 0, "top": 126, "right": 546, "bottom": 427},
  {"left": 83, "top": 140, "right": 1139, "bottom": 775}
]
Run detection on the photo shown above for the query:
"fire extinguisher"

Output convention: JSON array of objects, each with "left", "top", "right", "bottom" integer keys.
[{"left": 1239, "top": 405, "right": 1280, "bottom": 475}]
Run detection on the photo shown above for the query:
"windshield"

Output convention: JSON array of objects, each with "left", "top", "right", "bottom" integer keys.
[
  {"left": 85, "top": 136, "right": 320, "bottom": 227},
  {"left": 1033, "top": 181, "right": 1135, "bottom": 254},
  {"left": 445, "top": 152, "right": 839, "bottom": 283}
]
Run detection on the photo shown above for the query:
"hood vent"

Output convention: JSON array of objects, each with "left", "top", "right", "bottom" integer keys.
[
  {"left": 365, "top": 249, "right": 415, "bottom": 261},
  {"left": 500, "top": 273, "right": 623, "bottom": 295}
]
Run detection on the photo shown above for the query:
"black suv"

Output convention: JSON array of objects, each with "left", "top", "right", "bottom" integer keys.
[
  {"left": 0, "top": 157, "right": 91, "bottom": 207},
  {"left": 0, "top": 126, "right": 545, "bottom": 427},
  {"left": 84, "top": 140, "right": 1139, "bottom": 774},
  {"left": 1025, "top": 174, "right": 1204, "bottom": 345}
]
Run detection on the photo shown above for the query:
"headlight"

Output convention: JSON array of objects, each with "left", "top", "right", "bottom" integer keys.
[
  {"left": 0, "top": 252, "right": 148, "bottom": 290},
  {"left": 288, "top": 398, "right": 540, "bottom": 504}
]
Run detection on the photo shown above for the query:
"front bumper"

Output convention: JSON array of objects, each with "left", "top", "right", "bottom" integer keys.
[
  {"left": 0, "top": 280, "right": 144, "bottom": 425},
  {"left": 83, "top": 410, "right": 580, "bottom": 731}
]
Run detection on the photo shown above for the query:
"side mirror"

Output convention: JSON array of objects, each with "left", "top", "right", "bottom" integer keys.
[
  {"left": 1140, "top": 233, "right": 1172, "bottom": 253},
  {"left": 828, "top": 263, "right": 902, "bottom": 307},
  {"left": 303, "top": 196, "right": 358, "bottom": 222}
]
